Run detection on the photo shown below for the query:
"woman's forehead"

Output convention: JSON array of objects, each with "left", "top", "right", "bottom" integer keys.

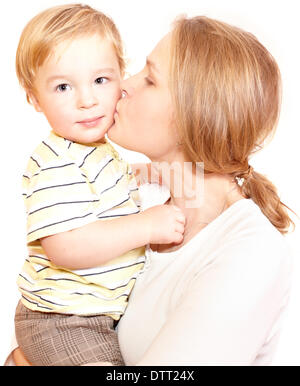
[{"left": 147, "top": 33, "right": 171, "bottom": 74}]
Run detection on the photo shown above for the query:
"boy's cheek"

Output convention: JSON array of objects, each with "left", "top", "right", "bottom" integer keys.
[{"left": 28, "top": 92, "right": 43, "bottom": 113}]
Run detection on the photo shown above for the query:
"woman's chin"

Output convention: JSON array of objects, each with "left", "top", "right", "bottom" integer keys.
[
  {"left": 106, "top": 126, "right": 115, "bottom": 141},
  {"left": 107, "top": 124, "right": 123, "bottom": 147}
]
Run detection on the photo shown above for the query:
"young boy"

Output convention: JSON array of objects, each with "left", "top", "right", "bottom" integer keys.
[{"left": 14, "top": 4, "right": 185, "bottom": 366}]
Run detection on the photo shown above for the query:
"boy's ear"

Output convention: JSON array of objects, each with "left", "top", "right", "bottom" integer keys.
[{"left": 27, "top": 92, "right": 42, "bottom": 112}]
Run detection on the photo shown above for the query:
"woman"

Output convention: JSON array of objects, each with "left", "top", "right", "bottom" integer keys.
[{"left": 12, "top": 15, "right": 293, "bottom": 365}]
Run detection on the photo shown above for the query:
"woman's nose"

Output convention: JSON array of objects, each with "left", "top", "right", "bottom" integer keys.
[{"left": 77, "top": 87, "right": 98, "bottom": 109}]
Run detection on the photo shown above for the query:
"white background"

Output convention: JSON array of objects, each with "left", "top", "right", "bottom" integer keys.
[{"left": 0, "top": 0, "right": 299, "bottom": 365}]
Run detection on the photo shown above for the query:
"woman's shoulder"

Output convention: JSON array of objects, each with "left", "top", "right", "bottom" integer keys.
[
  {"left": 182, "top": 200, "right": 293, "bottom": 309},
  {"left": 181, "top": 199, "right": 293, "bottom": 279},
  {"left": 218, "top": 199, "right": 288, "bottom": 242},
  {"left": 213, "top": 199, "right": 293, "bottom": 277}
]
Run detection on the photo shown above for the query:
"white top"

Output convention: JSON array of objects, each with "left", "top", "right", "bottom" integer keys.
[
  {"left": 5, "top": 187, "right": 293, "bottom": 366},
  {"left": 117, "top": 196, "right": 293, "bottom": 365}
]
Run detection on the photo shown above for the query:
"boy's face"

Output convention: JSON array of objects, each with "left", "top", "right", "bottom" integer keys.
[{"left": 30, "top": 34, "right": 121, "bottom": 144}]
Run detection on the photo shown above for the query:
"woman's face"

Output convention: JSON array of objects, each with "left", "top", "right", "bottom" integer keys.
[{"left": 107, "top": 34, "right": 179, "bottom": 161}]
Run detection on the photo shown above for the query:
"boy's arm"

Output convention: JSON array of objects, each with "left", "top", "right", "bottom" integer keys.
[{"left": 41, "top": 204, "right": 185, "bottom": 270}]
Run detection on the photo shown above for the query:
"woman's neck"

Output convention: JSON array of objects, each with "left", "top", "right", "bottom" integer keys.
[{"left": 151, "top": 160, "right": 244, "bottom": 253}]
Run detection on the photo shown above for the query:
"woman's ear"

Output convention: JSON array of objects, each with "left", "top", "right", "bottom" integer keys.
[{"left": 27, "top": 91, "right": 42, "bottom": 112}]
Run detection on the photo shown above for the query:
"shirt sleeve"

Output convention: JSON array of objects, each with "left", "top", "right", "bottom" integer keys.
[
  {"left": 136, "top": 237, "right": 293, "bottom": 365},
  {"left": 126, "top": 164, "right": 141, "bottom": 208},
  {"left": 24, "top": 158, "right": 99, "bottom": 244}
]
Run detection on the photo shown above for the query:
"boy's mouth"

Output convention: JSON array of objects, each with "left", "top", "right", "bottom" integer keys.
[{"left": 77, "top": 115, "right": 104, "bottom": 128}]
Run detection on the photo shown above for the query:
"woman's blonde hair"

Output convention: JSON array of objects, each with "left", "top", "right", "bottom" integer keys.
[
  {"left": 169, "top": 16, "right": 294, "bottom": 234},
  {"left": 16, "top": 3, "right": 125, "bottom": 102}
]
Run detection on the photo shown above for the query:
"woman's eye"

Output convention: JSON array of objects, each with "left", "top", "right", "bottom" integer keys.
[
  {"left": 95, "top": 77, "right": 108, "bottom": 85},
  {"left": 56, "top": 84, "right": 71, "bottom": 92},
  {"left": 144, "top": 77, "right": 154, "bottom": 86}
]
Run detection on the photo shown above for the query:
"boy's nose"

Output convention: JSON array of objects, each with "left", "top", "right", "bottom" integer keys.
[{"left": 77, "top": 88, "right": 98, "bottom": 109}]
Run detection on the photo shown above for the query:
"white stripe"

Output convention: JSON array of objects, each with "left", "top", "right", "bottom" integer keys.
[
  {"left": 97, "top": 205, "right": 139, "bottom": 218},
  {"left": 30, "top": 153, "right": 43, "bottom": 168},
  {"left": 18, "top": 271, "right": 35, "bottom": 285},
  {"left": 32, "top": 263, "right": 46, "bottom": 271},
  {"left": 27, "top": 198, "right": 95, "bottom": 216},
  {"left": 28, "top": 251, "right": 50, "bottom": 261},
  {"left": 62, "top": 255, "right": 145, "bottom": 277},
  {"left": 89, "top": 154, "right": 114, "bottom": 182},
  {"left": 39, "top": 294, "right": 69, "bottom": 306},
  {"left": 96, "top": 171, "right": 124, "bottom": 194},
  {"left": 103, "top": 272, "right": 142, "bottom": 289},
  {"left": 26, "top": 175, "right": 85, "bottom": 197},
  {"left": 71, "top": 288, "right": 131, "bottom": 300},
  {"left": 23, "top": 291, "right": 70, "bottom": 306},
  {"left": 93, "top": 192, "right": 130, "bottom": 216},
  {"left": 45, "top": 136, "right": 64, "bottom": 157},
  {"left": 27, "top": 211, "right": 96, "bottom": 236},
  {"left": 21, "top": 296, "right": 53, "bottom": 310},
  {"left": 74, "top": 305, "right": 125, "bottom": 315},
  {"left": 128, "top": 178, "right": 138, "bottom": 190},
  {"left": 23, "top": 172, "right": 32, "bottom": 179},
  {"left": 75, "top": 146, "right": 97, "bottom": 168}
]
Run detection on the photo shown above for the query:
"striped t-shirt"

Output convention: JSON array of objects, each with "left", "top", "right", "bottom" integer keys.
[{"left": 17, "top": 131, "right": 145, "bottom": 319}]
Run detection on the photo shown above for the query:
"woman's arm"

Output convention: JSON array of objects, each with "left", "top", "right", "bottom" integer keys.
[
  {"left": 12, "top": 347, "right": 111, "bottom": 366},
  {"left": 41, "top": 204, "right": 185, "bottom": 270},
  {"left": 135, "top": 240, "right": 292, "bottom": 365}
]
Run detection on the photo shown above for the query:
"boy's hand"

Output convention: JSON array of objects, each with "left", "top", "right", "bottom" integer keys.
[{"left": 142, "top": 204, "right": 186, "bottom": 244}]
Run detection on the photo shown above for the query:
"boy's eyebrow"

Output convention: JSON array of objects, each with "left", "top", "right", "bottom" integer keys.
[
  {"left": 46, "top": 75, "right": 69, "bottom": 84},
  {"left": 94, "top": 67, "right": 117, "bottom": 75},
  {"left": 46, "top": 68, "right": 117, "bottom": 84}
]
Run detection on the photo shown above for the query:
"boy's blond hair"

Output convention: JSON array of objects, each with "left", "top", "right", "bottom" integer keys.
[{"left": 16, "top": 3, "right": 125, "bottom": 103}]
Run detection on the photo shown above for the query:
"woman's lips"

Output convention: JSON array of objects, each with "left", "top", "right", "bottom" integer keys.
[{"left": 77, "top": 116, "right": 104, "bottom": 128}]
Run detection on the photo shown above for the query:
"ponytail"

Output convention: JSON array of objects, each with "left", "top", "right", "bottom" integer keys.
[
  {"left": 169, "top": 16, "right": 296, "bottom": 235},
  {"left": 234, "top": 166, "right": 295, "bottom": 234}
]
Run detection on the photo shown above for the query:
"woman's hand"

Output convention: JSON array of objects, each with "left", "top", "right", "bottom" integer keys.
[
  {"left": 82, "top": 362, "right": 113, "bottom": 366},
  {"left": 12, "top": 347, "right": 32, "bottom": 366},
  {"left": 12, "top": 347, "right": 113, "bottom": 366}
]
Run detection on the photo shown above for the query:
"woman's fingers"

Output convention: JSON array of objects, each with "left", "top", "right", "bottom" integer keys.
[
  {"left": 12, "top": 348, "right": 32, "bottom": 366},
  {"left": 82, "top": 361, "right": 113, "bottom": 366}
]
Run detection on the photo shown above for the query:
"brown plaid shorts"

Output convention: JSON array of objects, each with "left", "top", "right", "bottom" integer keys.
[{"left": 14, "top": 301, "right": 125, "bottom": 366}]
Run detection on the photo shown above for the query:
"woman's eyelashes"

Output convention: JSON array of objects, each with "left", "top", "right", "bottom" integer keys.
[{"left": 144, "top": 76, "right": 154, "bottom": 86}]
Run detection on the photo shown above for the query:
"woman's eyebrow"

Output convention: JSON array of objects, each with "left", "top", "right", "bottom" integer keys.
[{"left": 146, "top": 58, "right": 159, "bottom": 74}]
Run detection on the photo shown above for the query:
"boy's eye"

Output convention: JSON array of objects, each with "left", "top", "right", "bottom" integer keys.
[
  {"left": 95, "top": 77, "right": 108, "bottom": 85},
  {"left": 56, "top": 84, "right": 71, "bottom": 92}
]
